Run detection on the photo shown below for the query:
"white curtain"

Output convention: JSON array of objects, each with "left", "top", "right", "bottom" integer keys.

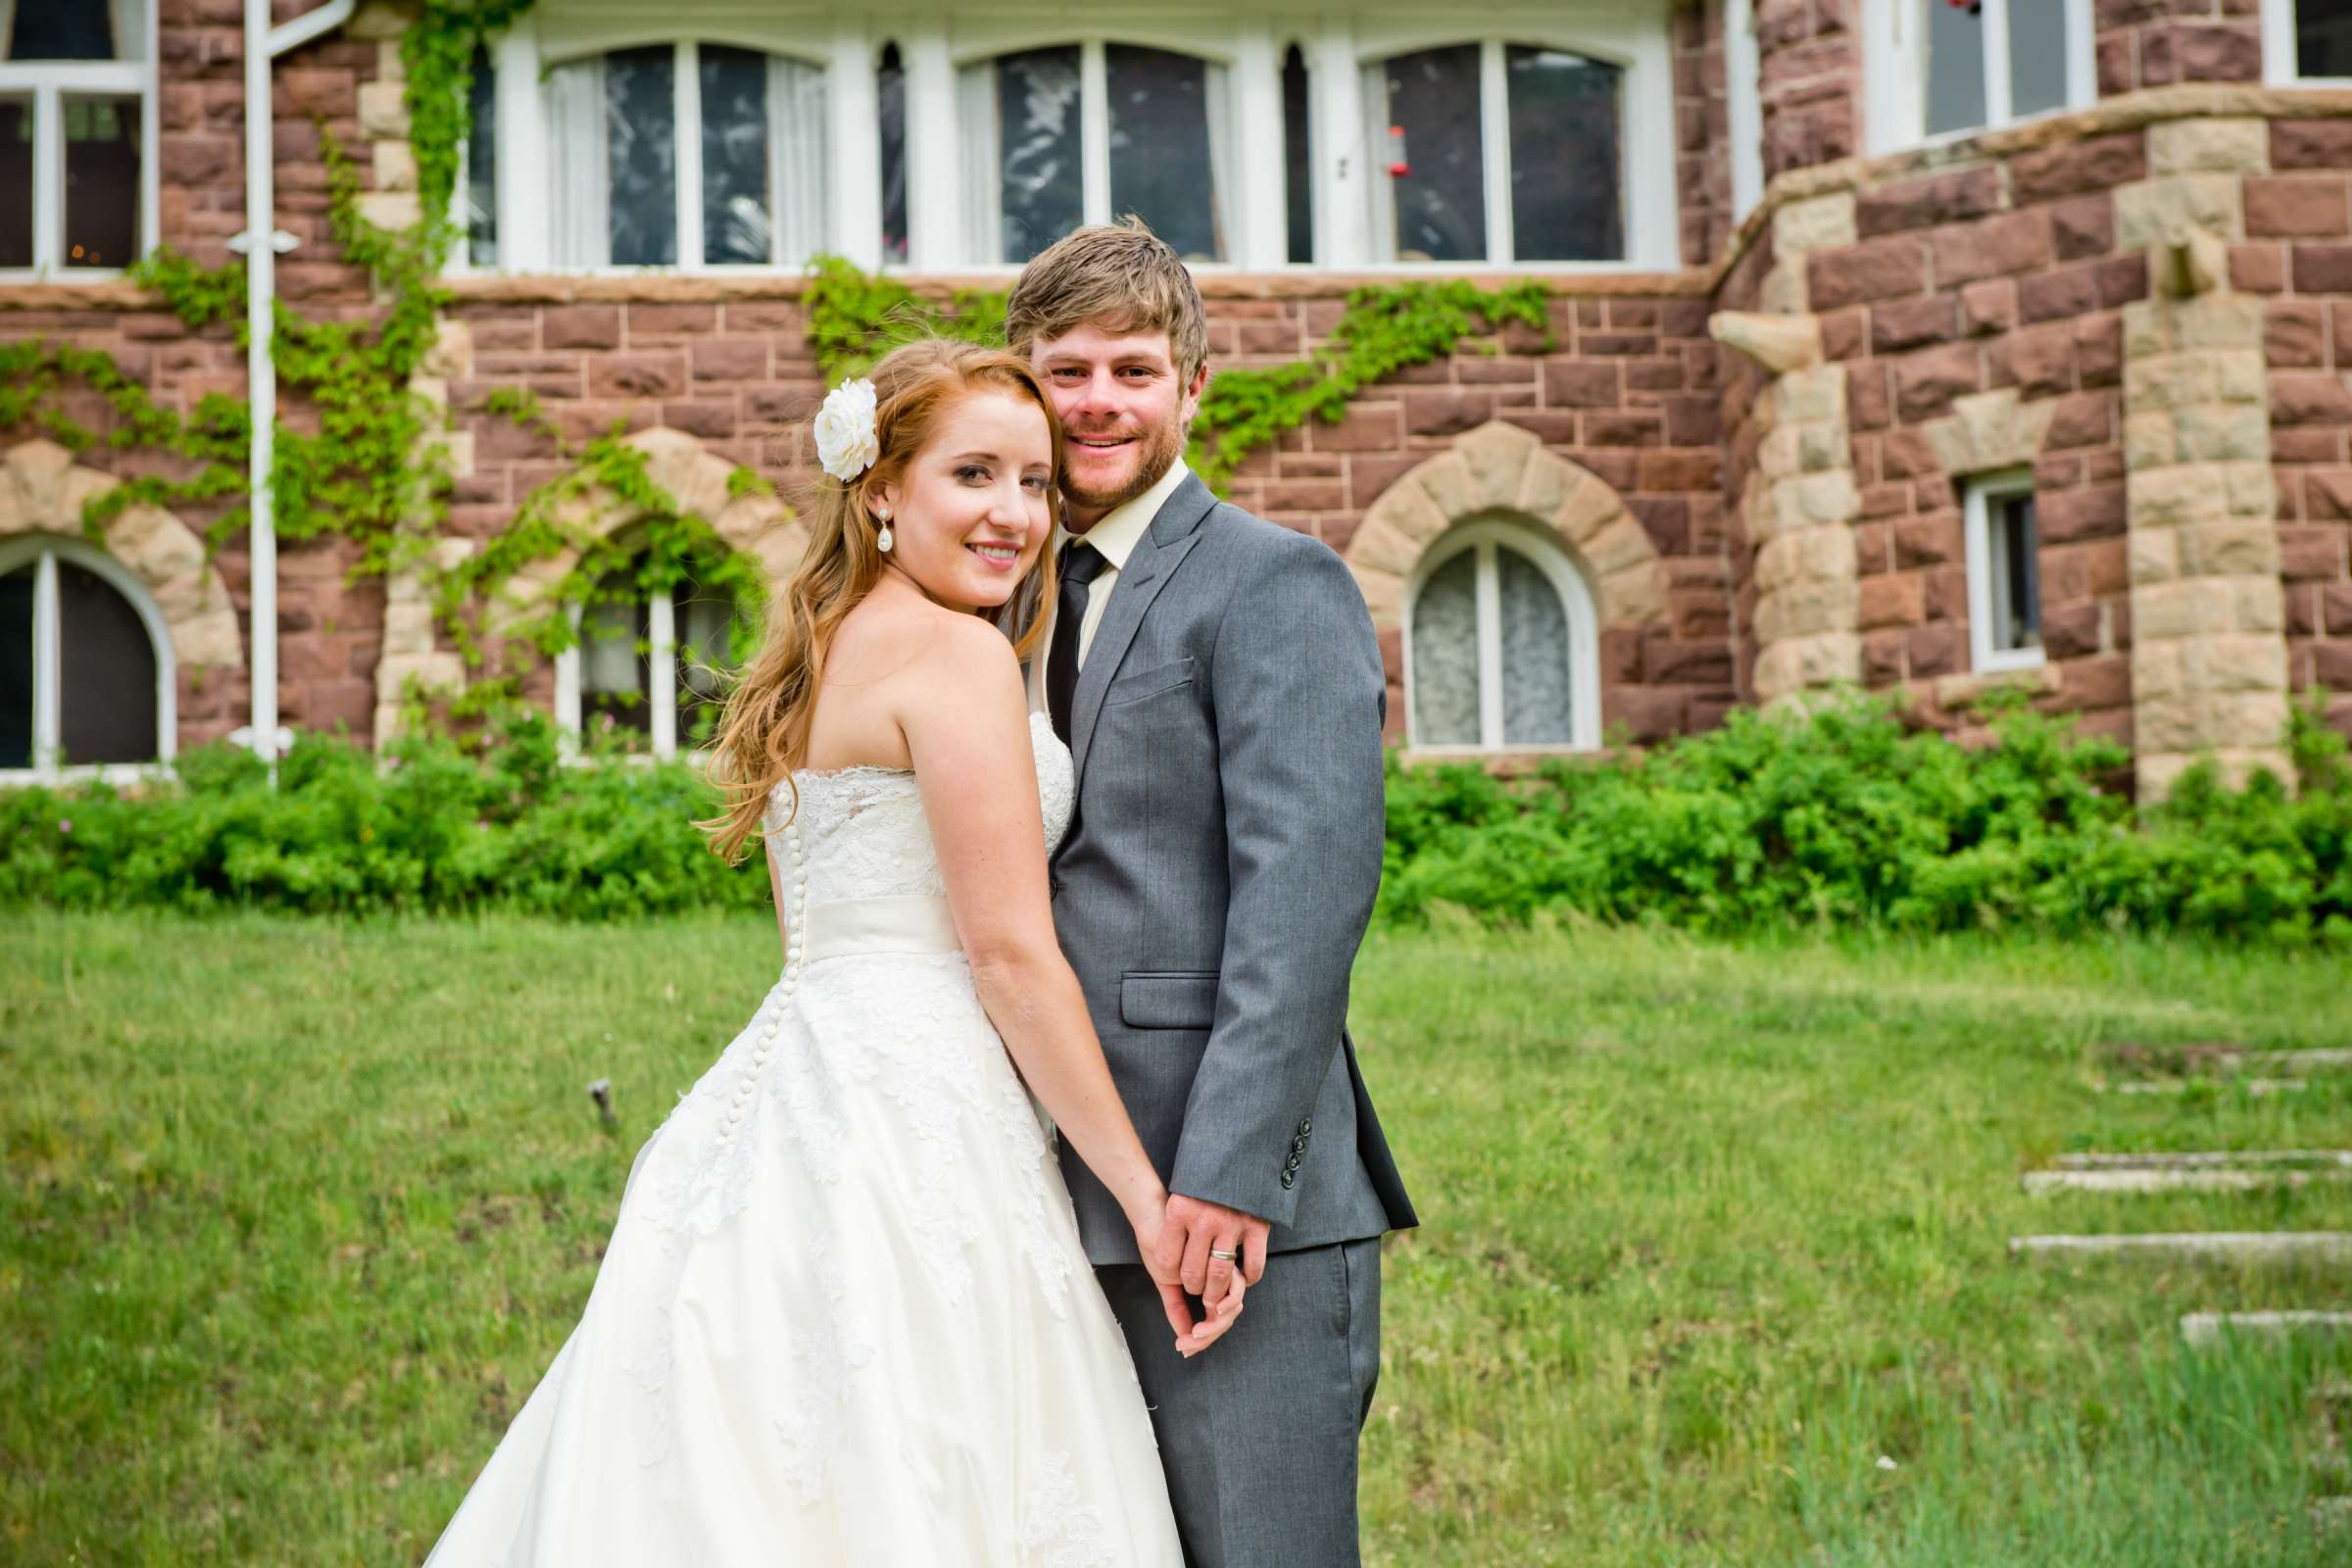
[
  {"left": 547, "top": 56, "right": 610, "bottom": 268},
  {"left": 1201, "top": 62, "right": 1235, "bottom": 264},
  {"left": 956, "top": 62, "right": 1003, "bottom": 265},
  {"left": 767, "top": 56, "right": 829, "bottom": 266}
]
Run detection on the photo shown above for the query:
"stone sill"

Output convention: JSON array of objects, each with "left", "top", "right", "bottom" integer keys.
[
  {"left": 441, "top": 267, "right": 1712, "bottom": 307},
  {"left": 1925, "top": 662, "right": 2063, "bottom": 711},
  {"left": 0, "top": 279, "right": 153, "bottom": 311},
  {"left": 1395, "top": 747, "right": 1604, "bottom": 777}
]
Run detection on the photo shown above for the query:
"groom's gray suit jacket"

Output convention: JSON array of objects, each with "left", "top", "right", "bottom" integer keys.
[{"left": 1050, "top": 472, "right": 1416, "bottom": 1263}]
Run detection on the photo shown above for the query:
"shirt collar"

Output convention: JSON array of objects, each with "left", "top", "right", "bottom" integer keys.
[{"left": 1067, "top": 457, "right": 1189, "bottom": 573}]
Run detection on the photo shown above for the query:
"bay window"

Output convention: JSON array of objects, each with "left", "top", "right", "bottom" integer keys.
[
  {"left": 0, "top": 0, "right": 154, "bottom": 276},
  {"left": 456, "top": 7, "right": 1677, "bottom": 273}
]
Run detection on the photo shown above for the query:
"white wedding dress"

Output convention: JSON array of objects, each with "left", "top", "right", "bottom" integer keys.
[{"left": 425, "top": 712, "right": 1182, "bottom": 1566}]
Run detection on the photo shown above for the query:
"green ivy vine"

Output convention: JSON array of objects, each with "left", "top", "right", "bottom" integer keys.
[{"left": 3, "top": 0, "right": 1551, "bottom": 752}]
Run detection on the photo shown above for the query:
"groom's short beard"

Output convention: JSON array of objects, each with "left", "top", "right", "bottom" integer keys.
[{"left": 1062, "top": 414, "right": 1188, "bottom": 519}]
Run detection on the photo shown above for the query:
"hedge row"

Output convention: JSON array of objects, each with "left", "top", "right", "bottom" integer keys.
[{"left": 4, "top": 698, "right": 2348, "bottom": 943}]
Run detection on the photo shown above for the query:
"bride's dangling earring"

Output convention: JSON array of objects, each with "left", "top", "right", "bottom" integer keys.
[{"left": 875, "top": 504, "right": 894, "bottom": 555}]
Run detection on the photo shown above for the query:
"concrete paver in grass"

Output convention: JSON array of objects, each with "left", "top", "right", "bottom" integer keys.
[
  {"left": 2009, "top": 1232, "right": 2352, "bottom": 1262},
  {"left": 2101, "top": 1078, "right": 2310, "bottom": 1096},
  {"left": 2026, "top": 1166, "right": 2352, "bottom": 1194},
  {"left": 2180, "top": 1311, "right": 2352, "bottom": 1346},
  {"left": 2056, "top": 1151, "right": 2352, "bottom": 1170}
]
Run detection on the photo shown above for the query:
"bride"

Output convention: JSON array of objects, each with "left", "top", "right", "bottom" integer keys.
[{"left": 423, "top": 340, "right": 1232, "bottom": 1565}]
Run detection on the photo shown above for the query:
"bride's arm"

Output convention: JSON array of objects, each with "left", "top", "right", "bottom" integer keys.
[{"left": 899, "top": 615, "right": 1237, "bottom": 1353}]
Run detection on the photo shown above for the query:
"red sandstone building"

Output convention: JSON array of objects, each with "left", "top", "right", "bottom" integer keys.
[{"left": 4, "top": 0, "right": 2350, "bottom": 796}]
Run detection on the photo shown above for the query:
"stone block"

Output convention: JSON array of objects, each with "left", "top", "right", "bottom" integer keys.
[
  {"left": 2172, "top": 404, "right": 2270, "bottom": 463},
  {"left": 1457, "top": 421, "right": 1539, "bottom": 510},
  {"left": 1808, "top": 237, "right": 1929, "bottom": 310},
  {"left": 1584, "top": 514, "right": 1659, "bottom": 577},
  {"left": 1931, "top": 210, "right": 2053, "bottom": 287},
  {"left": 1709, "top": 311, "right": 1823, "bottom": 373},
  {"left": 371, "top": 139, "right": 416, "bottom": 193},
  {"left": 1756, "top": 576, "right": 1861, "bottom": 643},
  {"left": 1893, "top": 342, "right": 1983, "bottom": 422},
  {"left": 2134, "top": 576, "right": 2239, "bottom": 639},
  {"left": 1855, "top": 167, "right": 2002, "bottom": 239},
  {"left": 1773, "top": 192, "right": 1859, "bottom": 256},
  {"left": 2129, "top": 527, "right": 2180, "bottom": 585},
  {"left": 2012, "top": 133, "right": 2147, "bottom": 205},
  {"left": 2245, "top": 175, "right": 2351, "bottom": 240},
  {"left": 1859, "top": 571, "right": 1926, "bottom": 629},
  {"left": 1346, "top": 514, "right": 1424, "bottom": 582},
  {"left": 2148, "top": 118, "right": 2268, "bottom": 176},
  {"left": 1754, "top": 631, "right": 1862, "bottom": 701},
  {"left": 1598, "top": 563, "right": 1670, "bottom": 626},
  {"left": 356, "top": 81, "right": 407, "bottom": 140},
  {"left": 354, "top": 191, "right": 420, "bottom": 232},
  {"left": 2233, "top": 575, "right": 2286, "bottom": 631},
  {"left": 2184, "top": 635, "right": 2289, "bottom": 694},
  {"left": 2116, "top": 174, "right": 2244, "bottom": 252},
  {"left": 1553, "top": 479, "right": 1623, "bottom": 547}
]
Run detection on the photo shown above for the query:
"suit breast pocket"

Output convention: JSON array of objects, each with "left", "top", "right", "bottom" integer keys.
[
  {"left": 1120, "top": 970, "right": 1219, "bottom": 1030},
  {"left": 1101, "top": 657, "right": 1196, "bottom": 710}
]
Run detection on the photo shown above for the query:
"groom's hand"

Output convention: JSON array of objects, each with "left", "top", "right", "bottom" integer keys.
[{"left": 1157, "top": 1192, "right": 1270, "bottom": 1313}]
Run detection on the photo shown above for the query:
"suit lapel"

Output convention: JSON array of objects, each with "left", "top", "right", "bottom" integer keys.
[{"left": 1069, "top": 474, "right": 1217, "bottom": 787}]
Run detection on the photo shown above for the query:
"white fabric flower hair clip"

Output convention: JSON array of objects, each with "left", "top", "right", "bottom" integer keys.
[{"left": 813, "top": 375, "right": 880, "bottom": 482}]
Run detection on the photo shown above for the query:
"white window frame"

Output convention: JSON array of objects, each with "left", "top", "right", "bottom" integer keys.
[
  {"left": 1402, "top": 517, "right": 1601, "bottom": 756},
  {"left": 1962, "top": 468, "right": 2045, "bottom": 676},
  {"left": 1726, "top": 0, "right": 1764, "bottom": 225},
  {"left": 553, "top": 545, "right": 745, "bottom": 762},
  {"left": 0, "top": 533, "right": 177, "bottom": 784},
  {"left": 1354, "top": 22, "right": 1678, "bottom": 270},
  {"left": 1862, "top": 0, "right": 2096, "bottom": 157},
  {"left": 2263, "top": 0, "right": 2352, "bottom": 83},
  {"left": 0, "top": 0, "right": 159, "bottom": 280},
  {"left": 457, "top": 3, "right": 1683, "bottom": 277}
]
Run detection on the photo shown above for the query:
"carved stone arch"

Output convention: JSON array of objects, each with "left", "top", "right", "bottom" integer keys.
[
  {"left": 1919, "top": 387, "right": 2058, "bottom": 478},
  {"left": 0, "top": 438, "right": 244, "bottom": 669},
  {"left": 1343, "top": 419, "right": 1669, "bottom": 635}
]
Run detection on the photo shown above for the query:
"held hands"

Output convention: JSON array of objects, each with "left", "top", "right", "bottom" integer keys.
[
  {"left": 1152, "top": 1192, "right": 1270, "bottom": 1352},
  {"left": 1128, "top": 1199, "right": 1246, "bottom": 1358}
]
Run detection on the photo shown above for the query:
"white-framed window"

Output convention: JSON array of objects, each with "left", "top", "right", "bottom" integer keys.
[
  {"left": 2263, "top": 0, "right": 2352, "bottom": 81},
  {"left": 1862, "top": 0, "right": 2095, "bottom": 155},
  {"left": 554, "top": 545, "right": 745, "bottom": 759},
  {"left": 1963, "top": 470, "right": 2043, "bottom": 675},
  {"left": 955, "top": 40, "right": 1236, "bottom": 265},
  {"left": 0, "top": 0, "right": 156, "bottom": 277},
  {"left": 1405, "top": 517, "right": 1600, "bottom": 754},
  {"left": 0, "top": 534, "right": 175, "bottom": 781},
  {"left": 1363, "top": 40, "right": 1628, "bottom": 264},
  {"left": 460, "top": 5, "right": 1680, "bottom": 275}
]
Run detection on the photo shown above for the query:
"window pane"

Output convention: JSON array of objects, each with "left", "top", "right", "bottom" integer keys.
[
  {"left": 2302, "top": 0, "right": 2352, "bottom": 76},
  {"left": 878, "top": 42, "right": 908, "bottom": 265},
  {"left": 992, "top": 46, "right": 1083, "bottom": 264},
  {"left": 1498, "top": 546, "right": 1573, "bottom": 745},
  {"left": 1283, "top": 44, "right": 1312, "bottom": 265},
  {"left": 64, "top": 95, "right": 140, "bottom": 268},
  {"left": 466, "top": 45, "right": 497, "bottom": 266},
  {"left": 1410, "top": 550, "right": 1482, "bottom": 746},
  {"left": 1989, "top": 494, "right": 2040, "bottom": 653},
  {"left": 701, "top": 44, "right": 771, "bottom": 265},
  {"left": 0, "top": 564, "right": 31, "bottom": 768},
  {"left": 57, "top": 560, "right": 156, "bottom": 764},
  {"left": 2006, "top": 0, "right": 2069, "bottom": 119},
  {"left": 1506, "top": 46, "right": 1622, "bottom": 263},
  {"left": 581, "top": 591, "right": 650, "bottom": 734},
  {"left": 0, "top": 99, "right": 30, "bottom": 269},
  {"left": 1925, "top": 0, "right": 1987, "bottom": 137},
  {"left": 674, "top": 573, "right": 736, "bottom": 743},
  {"left": 607, "top": 45, "right": 676, "bottom": 268},
  {"left": 10, "top": 5, "right": 116, "bottom": 59},
  {"left": 1106, "top": 45, "right": 1225, "bottom": 264},
  {"left": 1382, "top": 45, "right": 1485, "bottom": 263}
]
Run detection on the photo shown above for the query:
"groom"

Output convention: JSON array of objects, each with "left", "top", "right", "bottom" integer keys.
[{"left": 1009, "top": 221, "right": 1417, "bottom": 1566}]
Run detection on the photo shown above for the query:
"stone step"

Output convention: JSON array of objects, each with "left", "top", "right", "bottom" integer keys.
[
  {"left": 2057, "top": 1151, "right": 2352, "bottom": 1170},
  {"left": 2011, "top": 1232, "right": 2352, "bottom": 1263},
  {"left": 2180, "top": 1310, "right": 2352, "bottom": 1345},
  {"left": 2098, "top": 1042, "right": 2352, "bottom": 1078},
  {"left": 2026, "top": 1167, "right": 2352, "bottom": 1195},
  {"left": 2317, "top": 1495, "right": 2352, "bottom": 1532},
  {"left": 2244, "top": 1049, "right": 2352, "bottom": 1073}
]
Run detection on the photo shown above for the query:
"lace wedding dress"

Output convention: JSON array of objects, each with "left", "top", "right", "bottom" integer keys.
[{"left": 425, "top": 712, "right": 1181, "bottom": 1566}]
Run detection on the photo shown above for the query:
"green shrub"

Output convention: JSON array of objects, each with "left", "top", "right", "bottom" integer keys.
[
  {"left": 1381, "top": 692, "right": 2352, "bottom": 946},
  {"left": 3, "top": 694, "right": 2346, "bottom": 941}
]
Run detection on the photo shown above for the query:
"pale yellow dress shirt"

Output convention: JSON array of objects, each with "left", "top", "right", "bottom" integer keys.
[{"left": 1025, "top": 458, "right": 1193, "bottom": 718}]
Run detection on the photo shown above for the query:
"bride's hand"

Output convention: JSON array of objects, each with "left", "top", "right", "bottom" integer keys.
[{"left": 1131, "top": 1202, "right": 1245, "bottom": 1358}]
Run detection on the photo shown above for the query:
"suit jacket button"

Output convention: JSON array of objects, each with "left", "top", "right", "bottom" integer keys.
[
  {"left": 1280, "top": 1170, "right": 1296, "bottom": 1190},
  {"left": 1298, "top": 1118, "right": 1312, "bottom": 1135},
  {"left": 1049, "top": 876, "right": 1064, "bottom": 896}
]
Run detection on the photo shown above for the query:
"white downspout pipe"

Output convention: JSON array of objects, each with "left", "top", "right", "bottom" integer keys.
[{"left": 241, "top": 0, "right": 355, "bottom": 771}]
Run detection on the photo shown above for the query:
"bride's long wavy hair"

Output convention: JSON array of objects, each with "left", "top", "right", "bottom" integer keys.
[{"left": 700, "top": 339, "right": 1063, "bottom": 861}]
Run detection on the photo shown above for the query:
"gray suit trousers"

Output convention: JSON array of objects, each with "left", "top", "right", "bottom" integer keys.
[{"left": 1096, "top": 1239, "right": 1382, "bottom": 1568}]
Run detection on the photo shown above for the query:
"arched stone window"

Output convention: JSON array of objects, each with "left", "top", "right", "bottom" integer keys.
[
  {"left": 1405, "top": 515, "right": 1598, "bottom": 753},
  {"left": 0, "top": 534, "right": 173, "bottom": 776}
]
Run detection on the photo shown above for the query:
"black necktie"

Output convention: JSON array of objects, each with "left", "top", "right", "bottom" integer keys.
[{"left": 1046, "top": 541, "right": 1107, "bottom": 745}]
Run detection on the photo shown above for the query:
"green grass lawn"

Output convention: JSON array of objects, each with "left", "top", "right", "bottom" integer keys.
[{"left": 5, "top": 912, "right": 2350, "bottom": 1566}]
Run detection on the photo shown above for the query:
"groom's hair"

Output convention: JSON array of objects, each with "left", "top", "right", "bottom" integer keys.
[{"left": 1005, "top": 218, "right": 1208, "bottom": 386}]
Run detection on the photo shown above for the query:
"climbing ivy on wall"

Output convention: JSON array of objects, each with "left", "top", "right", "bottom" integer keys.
[{"left": 3, "top": 0, "right": 1554, "bottom": 746}]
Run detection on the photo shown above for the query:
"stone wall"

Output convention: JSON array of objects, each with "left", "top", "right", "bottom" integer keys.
[
  {"left": 2094, "top": 0, "right": 2265, "bottom": 97},
  {"left": 1753, "top": 0, "right": 1857, "bottom": 181}
]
